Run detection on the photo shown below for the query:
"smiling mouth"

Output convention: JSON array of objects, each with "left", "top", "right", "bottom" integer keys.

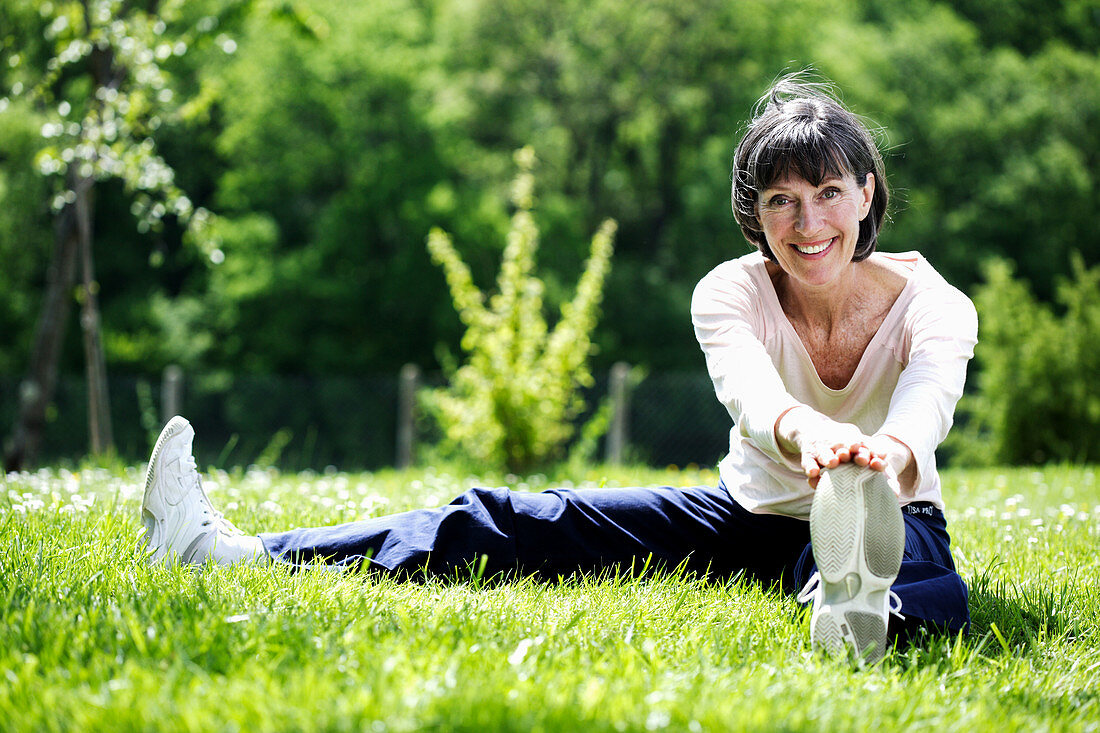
[{"left": 791, "top": 238, "right": 835, "bottom": 256}]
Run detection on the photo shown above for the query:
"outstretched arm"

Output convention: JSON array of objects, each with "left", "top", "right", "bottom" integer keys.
[
  {"left": 877, "top": 289, "right": 978, "bottom": 498},
  {"left": 692, "top": 265, "right": 803, "bottom": 464}
]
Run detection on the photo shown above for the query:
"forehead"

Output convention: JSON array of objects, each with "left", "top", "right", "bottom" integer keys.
[
  {"left": 747, "top": 118, "right": 859, "bottom": 192},
  {"left": 762, "top": 173, "right": 854, "bottom": 192}
]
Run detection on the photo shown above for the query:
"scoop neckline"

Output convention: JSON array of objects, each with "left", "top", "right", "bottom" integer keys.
[{"left": 754, "top": 253, "right": 920, "bottom": 394}]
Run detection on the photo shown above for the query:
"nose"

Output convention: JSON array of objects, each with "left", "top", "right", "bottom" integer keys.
[{"left": 794, "top": 200, "right": 824, "bottom": 234}]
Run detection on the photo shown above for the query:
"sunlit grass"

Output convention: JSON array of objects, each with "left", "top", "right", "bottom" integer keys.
[{"left": 2, "top": 464, "right": 1098, "bottom": 731}]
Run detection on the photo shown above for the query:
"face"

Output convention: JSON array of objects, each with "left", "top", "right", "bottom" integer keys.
[{"left": 757, "top": 172, "right": 875, "bottom": 289}]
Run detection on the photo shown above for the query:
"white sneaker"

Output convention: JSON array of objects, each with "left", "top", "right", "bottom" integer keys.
[
  {"left": 799, "top": 463, "right": 906, "bottom": 666},
  {"left": 141, "top": 416, "right": 262, "bottom": 566}
]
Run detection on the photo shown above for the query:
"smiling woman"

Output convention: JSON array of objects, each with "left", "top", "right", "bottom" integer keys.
[
  {"left": 692, "top": 73, "right": 977, "bottom": 662},
  {"left": 135, "top": 72, "right": 978, "bottom": 669}
]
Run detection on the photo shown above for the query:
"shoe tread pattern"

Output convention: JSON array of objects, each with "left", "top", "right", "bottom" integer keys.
[
  {"left": 809, "top": 464, "right": 860, "bottom": 582},
  {"left": 862, "top": 476, "right": 905, "bottom": 580},
  {"left": 814, "top": 614, "right": 845, "bottom": 657},
  {"left": 807, "top": 464, "right": 901, "bottom": 666},
  {"left": 846, "top": 611, "right": 887, "bottom": 665}
]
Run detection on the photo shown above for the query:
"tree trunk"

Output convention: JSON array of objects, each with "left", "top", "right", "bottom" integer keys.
[
  {"left": 75, "top": 173, "right": 113, "bottom": 455},
  {"left": 4, "top": 2, "right": 128, "bottom": 470},
  {"left": 3, "top": 193, "right": 82, "bottom": 471}
]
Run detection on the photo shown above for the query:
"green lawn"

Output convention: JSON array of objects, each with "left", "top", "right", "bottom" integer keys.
[{"left": 2, "top": 463, "right": 1098, "bottom": 731}]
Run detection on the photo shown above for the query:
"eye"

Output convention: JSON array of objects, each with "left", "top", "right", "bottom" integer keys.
[
  {"left": 820, "top": 187, "right": 841, "bottom": 200},
  {"left": 767, "top": 194, "right": 791, "bottom": 207}
]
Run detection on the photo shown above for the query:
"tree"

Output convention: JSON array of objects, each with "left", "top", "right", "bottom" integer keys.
[
  {"left": 199, "top": 0, "right": 455, "bottom": 374},
  {"left": 3, "top": 0, "right": 1100, "bottom": 471},
  {"left": 2, "top": 0, "right": 217, "bottom": 469}
]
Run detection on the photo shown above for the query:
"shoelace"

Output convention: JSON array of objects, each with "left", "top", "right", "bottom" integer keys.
[
  {"left": 796, "top": 572, "right": 820, "bottom": 604},
  {"left": 887, "top": 589, "right": 904, "bottom": 620},
  {"left": 796, "top": 572, "right": 906, "bottom": 621},
  {"left": 182, "top": 455, "right": 244, "bottom": 537}
]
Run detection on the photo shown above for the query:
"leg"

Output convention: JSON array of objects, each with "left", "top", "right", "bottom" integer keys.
[
  {"left": 261, "top": 483, "right": 811, "bottom": 581},
  {"left": 888, "top": 504, "right": 969, "bottom": 634},
  {"left": 793, "top": 504, "right": 968, "bottom": 633},
  {"left": 141, "top": 416, "right": 811, "bottom": 581},
  {"left": 793, "top": 469, "right": 968, "bottom": 662}
]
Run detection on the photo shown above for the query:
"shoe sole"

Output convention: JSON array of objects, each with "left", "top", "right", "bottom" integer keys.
[{"left": 809, "top": 463, "right": 905, "bottom": 665}]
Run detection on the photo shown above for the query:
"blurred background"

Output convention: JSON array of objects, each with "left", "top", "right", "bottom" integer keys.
[{"left": 2, "top": 0, "right": 1098, "bottom": 471}]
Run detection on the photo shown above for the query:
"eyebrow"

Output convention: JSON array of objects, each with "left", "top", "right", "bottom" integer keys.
[{"left": 762, "top": 177, "right": 846, "bottom": 194}]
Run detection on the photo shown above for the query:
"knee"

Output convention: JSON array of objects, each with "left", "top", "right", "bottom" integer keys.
[
  {"left": 449, "top": 486, "right": 513, "bottom": 510},
  {"left": 435, "top": 487, "right": 519, "bottom": 557},
  {"left": 441, "top": 487, "right": 521, "bottom": 532}
]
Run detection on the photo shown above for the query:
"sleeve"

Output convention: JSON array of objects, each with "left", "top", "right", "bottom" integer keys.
[
  {"left": 878, "top": 286, "right": 978, "bottom": 493},
  {"left": 691, "top": 264, "right": 802, "bottom": 463}
]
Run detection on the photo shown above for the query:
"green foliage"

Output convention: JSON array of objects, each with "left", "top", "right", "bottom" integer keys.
[
  {"left": 947, "top": 0, "right": 1100, "bottom": 54},
  {"left": 0, "top": 98, "right": 52, "bottom": 373},
  {"left": 950, "top": 255, "right": 1100, "bottom": 465},
  {"left": 203, "top": 0, "right": 455, "bottom": 374},
  {"left": 6, "top": 0, "right": 1100, "bottom": 470},
  {"left": 422, "top": 148, "right": 617, "bottom": 473},
  {"left": 3, "top": 0, "right": 217, "bottom": 248}
]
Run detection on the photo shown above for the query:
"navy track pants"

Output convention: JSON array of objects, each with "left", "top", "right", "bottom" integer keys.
[{"left": 259, "top": 483, "right": 969, "bottom": 632}]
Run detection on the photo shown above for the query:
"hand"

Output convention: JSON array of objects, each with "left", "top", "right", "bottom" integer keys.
[
  {"left": 853, "top": 433, "right": 916, "bottom": 497},
  {"left": 775, "top": 406, "right": 868, "bottom": 489},
  {"left": 851, "top": 439, "right": 890, "bottom": 472}
]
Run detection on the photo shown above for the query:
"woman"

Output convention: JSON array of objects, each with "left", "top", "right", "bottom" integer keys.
[{"left": 140, "top": 75, "right": 977, "bottom": 665}]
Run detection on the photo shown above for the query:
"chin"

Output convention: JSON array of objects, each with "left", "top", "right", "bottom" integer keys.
[{"left": 795, "top": 262, "right": 850, "bottom": 288}]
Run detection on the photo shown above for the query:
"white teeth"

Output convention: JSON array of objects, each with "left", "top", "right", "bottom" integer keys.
[{"left": 794, "top": 239, "right": 832, "bottom": 255}]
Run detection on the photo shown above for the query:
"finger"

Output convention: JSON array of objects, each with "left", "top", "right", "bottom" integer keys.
[
  {"left": 868, "top": 455, "right": 888, "bottom": 472},
  {"left": 801, "top": 454, "right": 821, "bottom": 480},
  {"left": 853, "top": 445, "right": 873, "bottom": 467},
  {"left": 814, "top": 447, "right": 840, "bottom": 469}
]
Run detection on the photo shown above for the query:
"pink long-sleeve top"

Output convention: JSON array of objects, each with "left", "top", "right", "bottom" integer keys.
[{"left": 691, "top": 250, "right": 978, "bottom": 518}]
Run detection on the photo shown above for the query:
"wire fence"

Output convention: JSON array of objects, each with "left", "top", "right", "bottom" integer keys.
[{"left": 0, "top": 368, "right": 733, "bottom": 471}]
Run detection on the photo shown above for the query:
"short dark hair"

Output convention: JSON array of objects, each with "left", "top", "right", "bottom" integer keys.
[{"left": 731, "top": 74, "right": 889, "bottom": 262}]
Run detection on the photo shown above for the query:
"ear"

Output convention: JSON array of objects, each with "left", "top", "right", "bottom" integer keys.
[{"left": 859, "top": 173, "right": 875, "bottom": 221}]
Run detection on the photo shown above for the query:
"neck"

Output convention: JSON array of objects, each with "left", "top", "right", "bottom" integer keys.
[{"left": 774, "top": 264, "right": 864, "bottom": 333}]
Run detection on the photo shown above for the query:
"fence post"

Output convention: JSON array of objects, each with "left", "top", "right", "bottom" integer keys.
[
  {"left": 606, "top": 361, "right": 631, "bottom": 465},
  {"left": 161, "top": 365, "right": 183, "bottom": 423},
  {"left": 396, "top": 363, "right": 420, "bottom": 469}
]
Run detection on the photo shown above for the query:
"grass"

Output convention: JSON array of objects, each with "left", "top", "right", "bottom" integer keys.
[{"left": 2, "top": 462, "right": 1098, "bottom": 731}]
